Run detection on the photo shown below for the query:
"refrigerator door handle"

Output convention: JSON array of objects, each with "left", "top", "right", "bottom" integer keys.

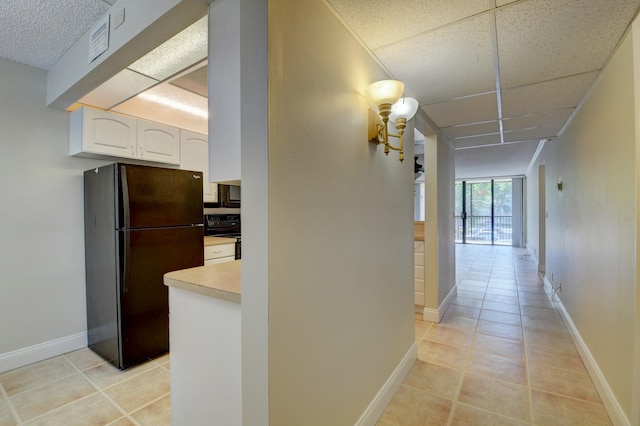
[
  {"left": 121, "top": 165, "right": 131, "bottom": 229},
  {"left": 121, "top": 231, "right": 130, "bottom": 294}
]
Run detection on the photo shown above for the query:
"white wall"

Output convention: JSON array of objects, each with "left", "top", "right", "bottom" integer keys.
[
  {"left": 266, "top": 0, "right": 415, "bottom": 423},
  {"left": 0, "top": 58, "right": 111, "bottom": 370},
  {"left": 526, "top": 27, "right": 638, "bottom": 422}
]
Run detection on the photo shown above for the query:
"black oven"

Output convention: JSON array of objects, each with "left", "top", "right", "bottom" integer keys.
[{"left": 204, "top": 214, "right": 241, "bottom": 259}]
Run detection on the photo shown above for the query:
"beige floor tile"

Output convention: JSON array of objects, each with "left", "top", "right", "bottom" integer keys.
[
  {"left": 482, "top": 300, "right": 520, "bottom": 314},
  {"left": 0, "top": 399, "right": 18, "bottom": 426},
  {"left": 151, "top": 353, "right": 170, "bottom": 365},
  {"left": 64, "top": 348, "right": 107, "bottom": 372},
  {"left": 456, "top": 289, "right": 485, "bottom": 300},
  {"left": 472, "top": 333, "right": 525, "bottom": 360},
  {"left": 466, "top": 351, "right": 527, "bottom": 386},
  {"left": 476, "top": 320, "right": 522, "bottom": 341},
  {"left": 105, "top": 367, "right": 170, "bottom": 413},
  {"left": 485, "top": 288, "right": 517, "bottom": 298},
  {"left": 458, "top": 373, "right": 530, "bottom": 422},
  {"left": 0, "top": 357, "right": 77, "bottom": 396},
  {"left": 23, "top": 392, "right": 122, "bottom": 426},
  {"left": 479, "top": 309, "right": 521, "bottom": 326},
  {"left": 83, "top": 359, "right": 156, "bottom": 390},
  {"left": 521, "top": 305, "right": 560, "bottom": 319},
  {"left": 450, "top": 403, "right": 528, "bottom": 425},
  {"left": 415, "top": 321, "right": 432, "bottom": 340},
  {"left": 106, "top": 417, "right": 137, "bottom": 426},
  {"left": 529, "top": 364, "right": 601, "bottom": 403},
  {"left": 439, "top": 314, "right": 478, "bottom": 333},
  {"left": 447, "top": 305, "right": 481, "bottom": 319},
  {"left": 526, "top": 342, "right": 586, "bottom": 373},
  {"left": 10, "top": 374, "right": 96, "bottom": 422},
  {"left": 377, "top": 384, "right": 453, "bottom": 426},
  {"left": 531, "top": 390, "right": 612, "bottom": 425},
  {"left": 402, "top": 361, "right": 462, "bottom": 400},
  {"left": 417, "top": 340, "right": 469, "bottom": 369},
  {"left": 484, "top": 293, "right": 519, "bottom": 304},
  {"left": 130, "top": 394, "right": 171, "bottom": 426},
  {"left": 451, "top": 296, "right": 484, "bottom": 309},
  {"left": 521, "top": 315, "right": 567, "bottom": 332},
  {"left": 523, "top": 328, "right": 576, "bottom": 354},
  {"left": 425, "top": 325, "right": 475, "bottom": 348}
]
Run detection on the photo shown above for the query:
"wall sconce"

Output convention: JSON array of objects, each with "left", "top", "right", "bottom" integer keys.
[{"left": 366, "top": 80, "right": 419, "bottom": 162}]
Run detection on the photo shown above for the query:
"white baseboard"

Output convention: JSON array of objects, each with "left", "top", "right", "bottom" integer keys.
[
  {"left": 0, "top": 332, "right": 87, "bottom": 373},
  {"left": 543, "top": 277, "right": 629, "bottom": 426},
  {"left": 423, "top": 284, "right": 457, "bottom": 323},
  {"left": 355, "top": 342, "right": 417, "bottom": 426}
]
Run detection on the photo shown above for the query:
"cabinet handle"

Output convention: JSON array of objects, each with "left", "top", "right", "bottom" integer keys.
[
  {"left": 139, "top": 145, "right": 143, "bottom": 156},
  {"left": 131, "top": 144, "right": 135, "bottom": 155}
]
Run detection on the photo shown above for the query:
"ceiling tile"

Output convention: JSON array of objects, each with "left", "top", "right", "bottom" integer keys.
[
  {"left": 375, "top": 13, "right": 496, "bottom": 104},
  {"left": 497, "top": 0, "right": 640, "bottom": 88},
  {"left": 0, "top": 0, "right": 111, "bottom": 70},
  {"left": 112, "top": 83, "right": 208, "bottom": 134},
  {"left": 128, "top": 15, "right": 208, "bottom": 81},
  {"left": 79, "top": 68, "right": 158, "bottom": 109},
  {"left": 455, "top": 140, "right": 541, "bottom": 179},
  {"left": 451, "top": 134, "right": 501, "bottom": 148},
  {"left": 422, "top": 93, "right": 498, "bottom": 128},
  {"left": 503, "top": 124, "right": 563, "bottom": 142},
  {"left": 502, "top": 108, "right": 574, "bottom": 132},
  {"left": 441, "top": 121, "right": 500, "bottom": 139},
  {"left": 324, "top": 0, "right": 494, "bottom": 50},
  {"left": 501, "top": 72, "right": 597, "bottom": 118}
]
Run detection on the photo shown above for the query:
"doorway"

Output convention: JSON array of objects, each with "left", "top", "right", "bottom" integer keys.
[{"left": 455, "top": 179, "right": 513, "bottom": 245}]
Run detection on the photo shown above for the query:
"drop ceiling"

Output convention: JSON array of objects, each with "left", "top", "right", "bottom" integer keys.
[
  {"left": 1, "top": 0, "right": 639, "bottom": 178},
  {"left": 325, "top": 0, "right": 640, "bottom": 179}
]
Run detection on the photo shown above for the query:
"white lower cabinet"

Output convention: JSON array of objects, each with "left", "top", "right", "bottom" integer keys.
[
  {"left": 70, "top": 106, "right": 181, "bottom": 165},
  {"left": 180, "top": 130, "right": 218, "bottom": 203},
  {"left": 204, "top": 243, "right": 236, "bottom": 265}
]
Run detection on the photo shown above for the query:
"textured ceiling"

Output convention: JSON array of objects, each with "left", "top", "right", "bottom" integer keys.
[
  {"left": 325, "top": 0, "right": 640, "bottom": 179},
  {"left": 0, "top": 0, "right": 115, "bottom": 70}
]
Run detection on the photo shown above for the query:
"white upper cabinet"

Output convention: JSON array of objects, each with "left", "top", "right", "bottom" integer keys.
[
  {"left": 70, "top": 107, "right": 180, "bottom": 165},
  {"left": 180, "top": 130, "right": 218, "bottom": 203},
  {"left": 70, "top": 107, "right": 137, "bottom": 159},
  {"left": 137, "top": 120, "right": 180, "bottom": 165}
]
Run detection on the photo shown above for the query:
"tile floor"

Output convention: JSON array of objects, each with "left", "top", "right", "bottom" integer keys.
[
  {"left": 0, "top": 350, "right": 170, "bottom": 425},
  {"left": 0, "top": 244, "right": 612, "bottom": 425},
  {"left": 377, "top": 244, "right": 612, "bottom": 425}
]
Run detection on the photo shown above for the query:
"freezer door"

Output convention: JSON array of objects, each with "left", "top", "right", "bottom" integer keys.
[
  {"left": 118, "top": 226, "right": 204, "bottom": 369},
  {"left": 118, "top": 163, "right": 203, "bottom": 229}
]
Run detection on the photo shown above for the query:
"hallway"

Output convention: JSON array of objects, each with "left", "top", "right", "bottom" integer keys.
[{"left": 377, "top": 244, "right": 612, "bottom": 425}]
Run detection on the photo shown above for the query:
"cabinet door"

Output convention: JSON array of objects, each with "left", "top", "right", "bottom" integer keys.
[
  {"left": 137, "top": 120, "right": 181, "bottom": 165},
  {"left": 72, "top": 107, "right": 137, "bottom": 159},
  {"left": 180, "top": 130, "right": 218, "bottom": 203}
]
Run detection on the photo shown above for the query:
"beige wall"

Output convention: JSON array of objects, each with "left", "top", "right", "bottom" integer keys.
[
  {"left": 0, "top": 58, "right": 110, "bottom": 363},
  {"left": 526, "top": 29, "right": 637, "bottom": 421},
  {"left": 423, "top": 133, "right": 456, "bottom": 312},
  {"left": 267, "top": 0, "right": 415, "bottom": 423}
]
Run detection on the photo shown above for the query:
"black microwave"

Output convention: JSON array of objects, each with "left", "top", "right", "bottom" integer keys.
[{"left": 219, "top": 184, "right": 241, "bottom": 208}]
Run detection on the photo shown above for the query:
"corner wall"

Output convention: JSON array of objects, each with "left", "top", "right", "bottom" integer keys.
[
  {"left": 267, "top": 0, "right": 416, "bottom": 423},
  {"left": 423, "top": 133, "right": 456, "bottom": 321}
]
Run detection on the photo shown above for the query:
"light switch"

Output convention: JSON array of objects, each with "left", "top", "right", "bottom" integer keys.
[{"left": 114, "top": 8, "right": 125, "bottom": 30}]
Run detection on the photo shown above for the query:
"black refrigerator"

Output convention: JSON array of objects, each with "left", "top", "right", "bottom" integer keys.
[{"left": 84, "top": 163, "right": 204, "bottom": 369}]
